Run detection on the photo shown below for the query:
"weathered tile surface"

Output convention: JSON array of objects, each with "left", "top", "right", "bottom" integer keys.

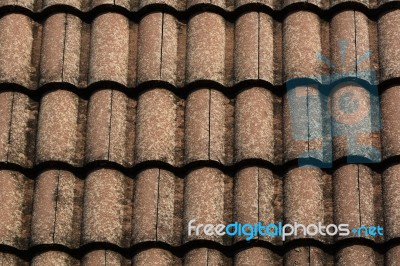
[{"left": 0, "top": 3, "right": 398, "bottom": 265}]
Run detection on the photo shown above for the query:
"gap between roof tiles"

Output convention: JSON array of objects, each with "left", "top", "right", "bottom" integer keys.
[
  {"left": 0, "top": 0, "right": 399, "bottom": 15},
  {"left": 0, "top": 2, "right": 397, "bottom": 25},
  {"left": 0, "top": 147, "right": 397, "bottom": 179},
  {"left": 106, "top": 90, "right": 113, "bottom": 161},
  {"left": 208, "top": 89, "right": 211, "bottom": 160},
  {"left": 0, "top": 239, "right": 394, "bottom": 260},
  {"left": 5, "top": 92, "right": 16, "bottom": 163},
  {"left": 155, "top": 168, "right": 161, "bottom": 240},
  {"left": 52, "top": 169, "right": 61, "bottom": 243},
  {"left": 60, "top": 13, "right": 68, "bottom": 83},
  {"left": 159, "top": 12, "right": 165, "bottom": 81}
]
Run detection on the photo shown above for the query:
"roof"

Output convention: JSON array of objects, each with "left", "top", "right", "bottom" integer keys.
[{"left": 0, "top": 0, "right": 399, "bottom": 265}]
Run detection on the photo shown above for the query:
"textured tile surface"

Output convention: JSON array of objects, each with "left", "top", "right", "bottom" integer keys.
[{"left": 0, "top": 2, "right": 398, "bottom": 265}]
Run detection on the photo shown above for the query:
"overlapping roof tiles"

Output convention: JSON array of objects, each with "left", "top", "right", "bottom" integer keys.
[{"left": 0, "top": 0, "right": 399, "bottom": 265}]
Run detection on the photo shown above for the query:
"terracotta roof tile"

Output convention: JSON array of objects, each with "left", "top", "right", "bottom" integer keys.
[
  {"left": 0, "top": 171, "right": 32, "bottom": 250},
  {"left": 137, "top": 13, "right": 179, "bottom": 85},
  {"left": 40, "top": 14, "right": 82, "bottom": 86},
  {"left": 235, "top": 0, "right": 274, "bottom": 8},
  {"left": 107, "top": 0, "right": 131, "bottom": 9},
  {"left": 0, "top": 252, "right": 27, "bottom": 265},
  {"left": 0, "top": 92, "right": 37, "bottom": 167},
  {"left": 386, "top": 245, "right": 400, "bottom": 266},
  {"left": 82, "top": 250, "right": 128, "bottom": 265},
  {"left": 31, "top": 169, "right": 83, "bottom": 247},
  {"left": 284, "top": 167, "right": 326, "bottom": 241},
  {"left": 331, "top": 82, "right": 381, "bottom": 161},
  {"left": 132, "top": 168, "right": 182, "bottom": 245},
  {"left": 186, "top": 13, "right": 226, "bottom": 84},
  {"left": 183, "top": 167, "right": 231, "bottom": 244},
  {"left": 139, "top": 0, "right": 183, "bottom": 10},
  {"left": 284, "top": 246, "right": 332, "bottom": 265},
  {"left": 184, "top": 248, "right": 230, "bottom": 265},
  {"left": 378, "top": 9, "right": 400, "bottom": 82},
  {"left": 0, "top": 14, "right": 34, "bottom": 88},
  {"left": 0, "top": 8, "right": 394, "bottom": 89},
  {"left": 234, "top": 247, "right": 281, "bottom": 265},
  {"left": 187, "top": 0, "right": 227, "bottom": 9},
  {"left": 283, "top": 11, "right": 323, "bottom": 82},
  {"left": 89, "top": 13, "right": 129, "bottom": 85},
  {"left": 334, "top": 164, "right": 383, "bottom": 241},
  {"left": 185, "top": 89, "right": 232, "bottom": 164},
  {"left": 85, "top": 89, "right": 134, "bottom": 165},
  {"left": 331, "top": 11, "right": 375, "bottom": 82},
  {"left": 234, "top": 12, "right": 274, "bottom": 84},
  {"left": 31, "top": 251, "right": 78, "bottom": 266},
  {"left": 336, "top": 245, "right": 379, "bottom": 265},
  {"left": 383, "top": 164, "right": 400, "bottom": 240},
  {"left": 234, "top": 167, "right": 280, "bottom": 243},
  {"left": 381, "top": 86, "right": 400, "bottom": 159},
  {"left": 234, "top": 88, "right": 275, "bottom": 163},
  {"left": 135, "top": 88, "right": 182, "bottom": 165},
  {"left": 0, "top": 92, "right": 14, "bottom": 161},
  {"left": 44, "top": 0, "right": 82, "bottom": 9},
  {"left": 283, "top": 85, "right": 329, "bottom": 163},
  {"left": 134, "top": 248, "right": 180, "bottom": 265},
  {"left": 82, "top": 168, "right": 132, "bottom": 246},
  {"left": 36, "top": 90, "right": 82, "bottom": 165}
]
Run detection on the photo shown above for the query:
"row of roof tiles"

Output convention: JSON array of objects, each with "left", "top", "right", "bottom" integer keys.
[
  {"left": 3, "top": 245, "right": 400, "bottom": 265},
  {"left": 2, "top": 10, "right": 400, "bottom": 88},
  {"left": 1, "top": 164, "right": 399, "bottom": 249},
  {"left": 2, "top": 86, "right": 394, "bottom": 167},
  {"left": 3, "top": 0, "right": 400, "bottom": 12}
]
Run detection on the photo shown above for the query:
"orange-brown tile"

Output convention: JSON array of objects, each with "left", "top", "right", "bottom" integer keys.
[
  {"left": 234, "top": 88, "right": 274, "bottom": 163},
  {"left": 284, "top": 246, "right": 332, "bottom": 265},
  {"left": 284, "top": 167, "right": 325, "bottom": 242},
  {"left": 85, "top": 89, "right": 134, "bottom": 166},
  {"left": 186, "top": 13, "right": 226, "bottom": 84},
  {"left": 185, "top": 89, "right": 231, "bottom": 164},
  {"left": 234, "top": 167, "right": 281, "bottom": 243},
  {"left": 31, "top": 169, "right": 83, "bottom": 247},
  {"left": 40, "top": 13, "right": 82, "bottom": 86},
  {"left": 135, "top": 89, "right": 182, "bottom": 165},
  {"left": 283, "top": 11, "right": 323, "bottom": 81},
  {"left": 82, "top": 168, "right": 132, "bottom": 247},
  {"left": 89, "top": 13, "right": 129, "bottom": 85},
  {"left": 336, "top": 245, "right": 378, "bottom": 265},
  {"left": 134, "top": 248, "right": 180, "bottom": 265},
  {"left": 234, "top": 247, "right": 281, "bottom": 265},
  {"left": 0, "top": 171, "right": 33, "bottom": 249},
  {"left": 234, "top": 12, "right": 274, "bottom": 84},
  {"left": 0, "top": 14, "right": 33, "bottom": 88},
  {"left": 184, "top": 248, "right": 230, "bottom": 266},
  {"left": 132, "top": 168, "right": 182, "bottom": 245},
  {"left": 36, "top": 90, "right": 82, "bottom": 165},
  {"left": 378, "top": 9, "right": 400, "bottom": 81},
  {"left": 137, "top": 13, "right": 178, "bottom": 85},
  {"left": 183, "top": 167, "right": 232, "bottom": 244},
  {"left": 31, "top": 251, "right": 78, "bottom": 266}
]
